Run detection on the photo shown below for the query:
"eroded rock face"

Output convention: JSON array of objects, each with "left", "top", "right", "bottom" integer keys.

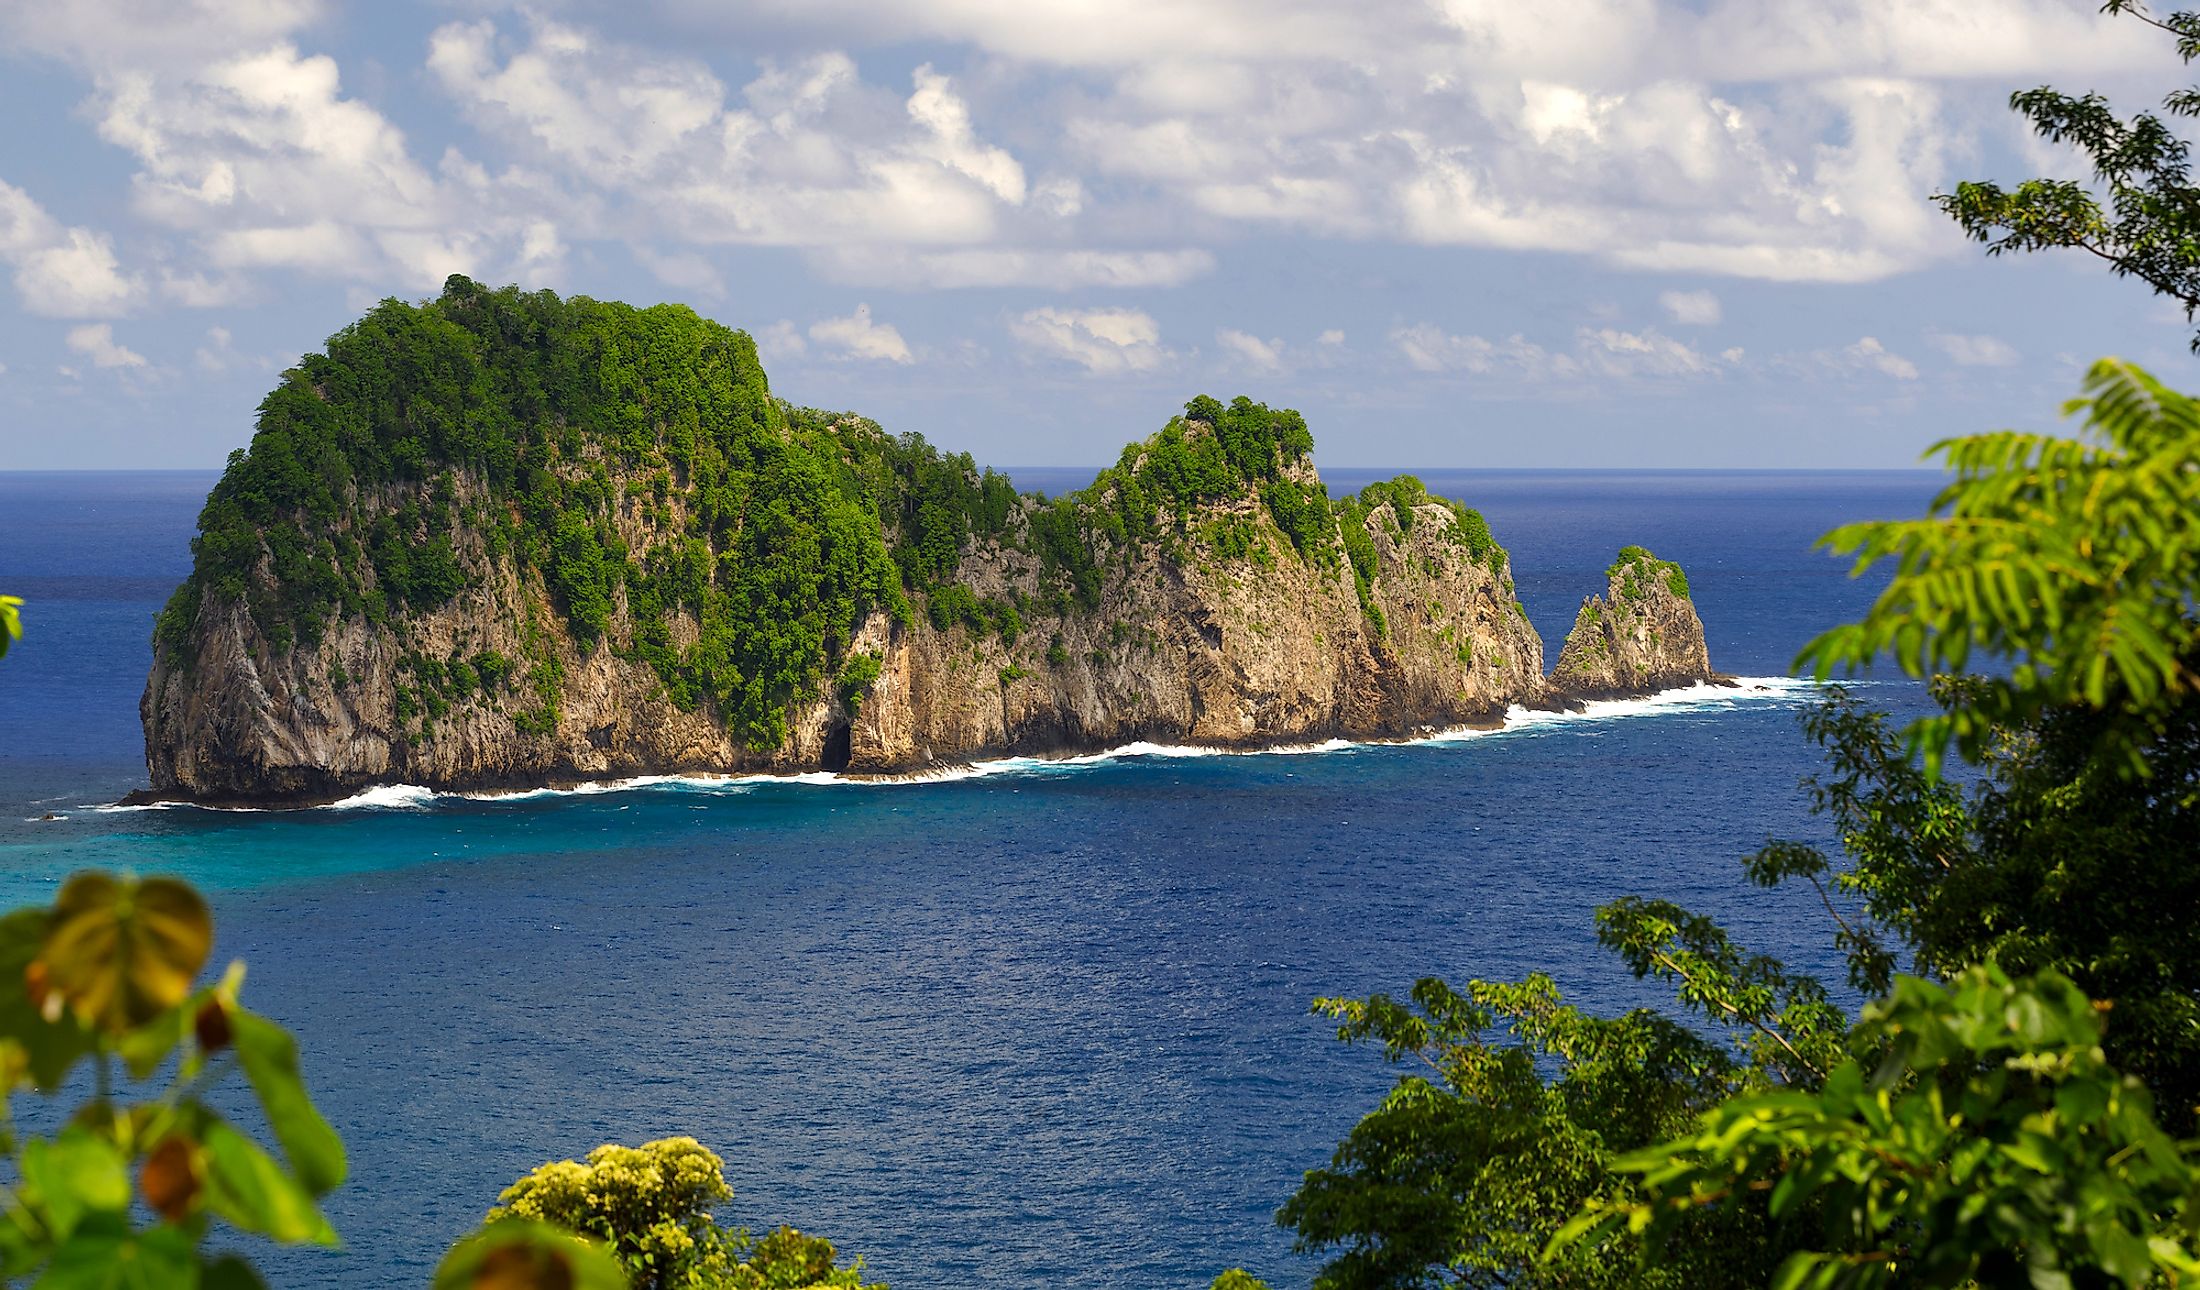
[
  {"left": 1549, "top": 546, "right": 1720, "bottom": 701},
  {"left": 141, "top": 455, "right": 1560, "bottom": 805},
  {"left": 137, "top": 281, "right": 1720, "bottom": 808}
]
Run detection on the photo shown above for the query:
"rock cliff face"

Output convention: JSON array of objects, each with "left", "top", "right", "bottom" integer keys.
[
  {"left": 1549, "top": 547, "right": 1721, "bottom": 701},
  {"left": 141, "top": 450, "right": 1549, "bottom": 803},
  {"left": 137, "top": 280, "right": 1716, "bottom": 806}
]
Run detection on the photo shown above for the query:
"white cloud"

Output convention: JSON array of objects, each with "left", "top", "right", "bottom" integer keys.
[
  {"left": 0, "top": 0, "right": 326, "bottom": 72},
  {"left": 1928, "top": 331, "right": 2019, "bottom": 366},
  {"left": 78, "top": 37, "right": 557, "bottom": 292},
  {"left": 429, "top": 20, "right": 1034, "bottom": 259},
  {"left": 1776, "top": 334, "right": 1922, "bottom": 381},
  {"left": 808, "top": 303, "right": 913, "bottom": 363},
  {"left": 159, "top": 271, "right": 251, "bottom": 307},
  {"left": 0, "top": 180, "right": 141, "bottom": 317},
  {"left": 865, "top": 0, "right": 2155, "bottom": 286},
  {"left": 632, "top": 247, "right": 726, "bottom": 299},
  {"left": 757, "top": 319, "right": 807, "bottom": 361},
  {"left": 1577, "top": 326, "right": 1722, "bottom": 377},
  {"left": 15, "top": 229, "right": 140, "bottom": 318},
  {"left": 1659, "top": 289, "right": 1721, "bottom": 325},
  {"left": 1843, "top": 335, "right": 1920, "bottom": 380},
  {"left": 1317, "top": 329, "right": 1345, "bottom": 346},
  {"left": 1392, "top": 324, "right": 1571, "bottom": 378},
  {"left": 65, "top": 323, "right": 147, "bottom": 369},
  {"left": 1216, "top": 328, "right": 1284, "bottom": 372},
  {"left": 194, "top": 324, "right": 232, "bottom": 371},
  {"left": 1392, "top": 321, "right": 1730, "bottom": 380},
  {"left": 907, "top": 63, "right": 1026, "bottom": 204},
  {"left": 811, "top": 247, "right": 1215, "bottom": 290},
  {"left": 1010, "top": 306, "right": 1169, "bottom": 374}
]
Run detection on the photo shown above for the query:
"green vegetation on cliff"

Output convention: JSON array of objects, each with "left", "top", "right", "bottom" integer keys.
[
  {"left": 1606, "top": 544, "right": 1688, "bottom": 600},
  {"left": 158, "top": 277, "right": 1516, "bottom": 754},
  {"left": 157, "top": 276, "right": 908, "bottom": 749}
]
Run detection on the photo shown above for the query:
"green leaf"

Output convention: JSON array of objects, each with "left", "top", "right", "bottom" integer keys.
[
  {"left": 21, "top": 1129, "right": 131, "bottom": 1242},
  {"left": 196, "top": 1116, "right": 337, "bottom": 1247},
  {"left": 39, "top": 874, "right": 212, "bottom": 1034},
  {"left": 115, "top": 995, "right": 198, "bottom": 1083},
  {"left": 228, "top": 1010, "right": 344, "bottom": 1196},
  {"left": 34, "top": 1224, "right": 197, "bottom": 1290},
  {"left": 0, "top": 908, "right": 94, "bottom": 1090}
]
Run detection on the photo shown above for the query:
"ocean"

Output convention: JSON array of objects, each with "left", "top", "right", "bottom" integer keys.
[{"left": 0, "top": 467, "right": 1937, "bottom": 1287}]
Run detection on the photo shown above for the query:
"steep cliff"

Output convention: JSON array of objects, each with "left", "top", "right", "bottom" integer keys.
[
  {"left": 1549, "top": 546, "right": 1721, "bottom": 701},
  {"left": 139, "top": 279, "right": 1702, "bottom": 805}
]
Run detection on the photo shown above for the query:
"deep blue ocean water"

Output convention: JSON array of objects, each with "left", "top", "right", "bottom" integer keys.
[{"left": 0, "top": 468, "right": 1938, "bottom": 1288}]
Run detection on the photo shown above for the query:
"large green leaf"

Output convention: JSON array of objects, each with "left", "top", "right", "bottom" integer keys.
[
  {"left": 196, "top": 1117, "right": 337, "bottom": 1247},
  {"left": 229, "top": 1010, "right": 345, "bottom": 1196},
  {"left": 432, "top": 1220, "right": 627, "bottom": 1290},
  {"left": 39, "top": 874, "right": 212, "bottom": 1034},
  {"left": 0, "top": 908, "right": 93, "bottom": 1090},
  {"left": 21, "top": 1129, "right": 130, "bottom": 1242},
  {"left": 34, "top": 1225, "right": 198, "bottom": 1290}
]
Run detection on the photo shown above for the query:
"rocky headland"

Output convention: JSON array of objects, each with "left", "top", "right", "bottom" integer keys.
[{"left": 137, "top": 279, "right": 1719, "bottom": 806}]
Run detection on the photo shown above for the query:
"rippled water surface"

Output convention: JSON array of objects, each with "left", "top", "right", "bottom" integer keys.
[{"left": 0, "top": 467, "right": 1936, "bottom": 1287}]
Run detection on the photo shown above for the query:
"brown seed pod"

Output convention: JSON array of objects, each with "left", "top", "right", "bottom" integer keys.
[
  {"left": 194, "top": 998, "right": 232, "bottom": 1052},
  {"left": 140, "top": 1136, "right": 200, "bottom": 1223}
]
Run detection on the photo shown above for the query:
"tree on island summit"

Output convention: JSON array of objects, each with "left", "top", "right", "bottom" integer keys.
[{"left": 1218, "top": 7, "right": 2200, "bottom": 1284}]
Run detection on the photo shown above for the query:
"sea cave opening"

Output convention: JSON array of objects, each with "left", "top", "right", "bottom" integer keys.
[{"left": 821, "top": 721, "right": 852, "bottom": 773}]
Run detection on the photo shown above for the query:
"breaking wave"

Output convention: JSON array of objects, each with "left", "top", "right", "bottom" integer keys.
[{"left": 87, "top": 675, "right": 1826, "bottom": 814}]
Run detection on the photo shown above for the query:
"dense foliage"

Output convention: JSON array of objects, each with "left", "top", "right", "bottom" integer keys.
[
  {"left": 1040, "top": 394, "right": 1328, "bottom": 589},
  {"left": 159, "top": 281, "right": 1516, "bottom": 750},
  {"left": 1278, "top": 974, "right": 1805, "bottom": 1289},
  {"left": 1801, "top": 360, "right": 2200, "bottom": 776},
  {"left": 1560, "top": 965, "right": 2200, "bottom": 1287},
  {"left": 1251, "top": 359, "right": 2200, "bottom": 1288},
  {"left": 1606, "top": 545, "right": 1688, "bottom": 600},
  {"left": 441, "top": 1137, "right": 883, "bottom": 1290},
  {"left": 0, "top": 869, "right": 346, "bottom": 1285},
  {"left": 1939, "top": 2, "right": 2200, "bottom": 348},
  {"left": 156, "top": 276, "right": 905, "bottom": 750}
]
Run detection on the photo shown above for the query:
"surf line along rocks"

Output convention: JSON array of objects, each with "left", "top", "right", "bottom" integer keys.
[{"left": 134, "top": 280, "right": 1722, "bottom": 806}]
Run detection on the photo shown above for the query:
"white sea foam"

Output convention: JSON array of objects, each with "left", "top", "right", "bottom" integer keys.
[
  {"left": 325, "top": 784, "right": 440, "bottom": 810},
  {"left": 83, "top": 675, "right": 1826, "bottom": 813}
]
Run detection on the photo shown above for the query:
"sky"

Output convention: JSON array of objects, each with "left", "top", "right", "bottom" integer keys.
[{"left": 0, "top": 0, "right": 2192, "bottom": 471}]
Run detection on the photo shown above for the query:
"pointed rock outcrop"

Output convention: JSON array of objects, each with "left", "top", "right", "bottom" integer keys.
[{"left": 1550, "top": 546, "right": 1721, "bottom": 701}]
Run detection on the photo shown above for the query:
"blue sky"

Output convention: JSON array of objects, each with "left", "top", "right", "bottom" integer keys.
[{"left": 0, "top": 0, "right": 2191, "bottom": 470}]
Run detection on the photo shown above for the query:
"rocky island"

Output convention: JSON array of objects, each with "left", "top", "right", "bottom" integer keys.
[{"left": 138, "top": 278, "right": 1722, "bottom": 806}]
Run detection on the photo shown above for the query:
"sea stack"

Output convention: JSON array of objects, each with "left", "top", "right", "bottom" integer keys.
[
  {"left": 1549, "top": 546, "right": 1722, "bottom": 701},
  {"left": 138, "top": 278, "right": 1715, "bottom": 806}
]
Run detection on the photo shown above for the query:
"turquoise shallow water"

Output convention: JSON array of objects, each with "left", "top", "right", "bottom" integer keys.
[{"left": 0, "top": 468, "right": 1935, "bottom": 1286}]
